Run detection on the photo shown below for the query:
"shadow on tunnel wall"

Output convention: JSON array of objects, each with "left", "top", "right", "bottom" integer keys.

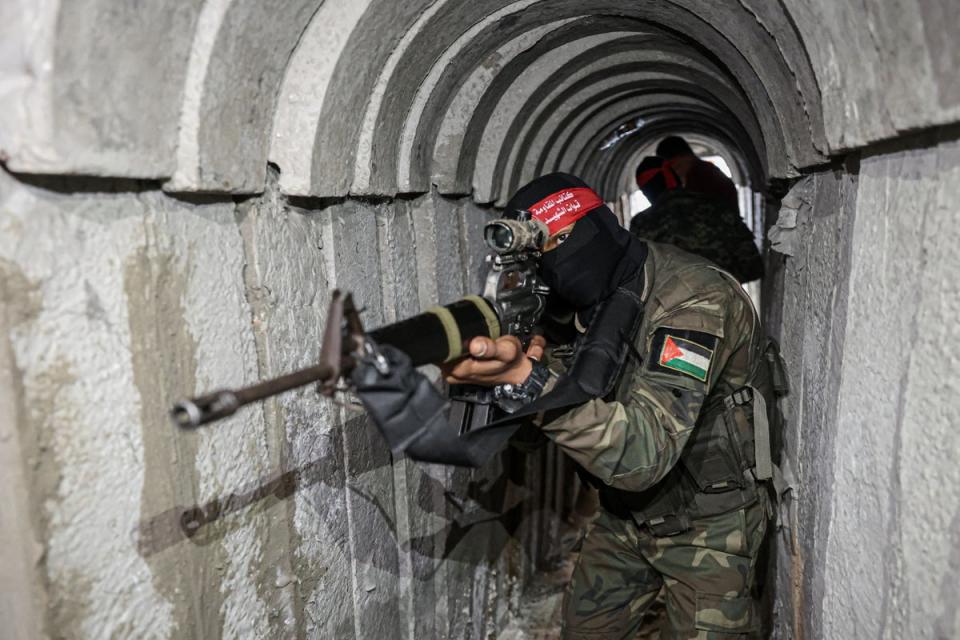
[{"left": 134, "top": 414, "right": 567, "bottom": 582}]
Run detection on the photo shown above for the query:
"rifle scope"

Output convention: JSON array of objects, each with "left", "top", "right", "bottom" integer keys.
[{"left": 483, "top": 218, "right": 548, "bottom": 254}]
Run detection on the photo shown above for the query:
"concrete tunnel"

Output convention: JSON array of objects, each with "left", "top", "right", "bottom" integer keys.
[{"left": 0, "top": 1, "right": 957, "bottom": 638}]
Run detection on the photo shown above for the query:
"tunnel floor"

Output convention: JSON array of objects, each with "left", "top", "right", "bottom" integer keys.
[{"left": 498, "top": 525, "right": 580, "bottom": 640}]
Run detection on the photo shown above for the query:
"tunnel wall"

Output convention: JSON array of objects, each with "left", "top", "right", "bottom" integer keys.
[
  {"left": 767, "top": 131, "right": 960, "bottom": 639},
  {"left": 0, "top": 170, "right": 574, "bottom": 638}
]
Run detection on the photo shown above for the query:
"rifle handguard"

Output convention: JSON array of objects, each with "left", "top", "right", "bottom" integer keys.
[{"left": 368, "top": 295, "right": 502, "bottom": 367}]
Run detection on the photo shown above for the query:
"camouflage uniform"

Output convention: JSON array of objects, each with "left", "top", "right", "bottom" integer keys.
[
  {"left": 629, "top": 190, "right": 763, "bottom": 284},
  {"left": 539, "top": 242, "right": 778, "bottom": 639}
]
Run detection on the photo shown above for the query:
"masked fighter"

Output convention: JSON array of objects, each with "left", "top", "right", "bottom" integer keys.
[{"left": 353, "top": 173, "right": 785, "bottom": 639}]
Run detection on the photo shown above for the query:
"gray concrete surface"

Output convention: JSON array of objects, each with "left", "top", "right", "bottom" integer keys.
[
  {"left": 0, "top": 1, "right": 958, "bottom": 638},
  {"left": 767, "top": 134, "right": 960, "bottom": 639},
  {"left": 0, "top": 170, "right": 577, "bottom": 638}
]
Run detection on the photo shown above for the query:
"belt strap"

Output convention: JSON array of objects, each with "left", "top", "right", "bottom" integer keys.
[
  {"left": 751, "top": 386, "right": 773, "bottom": 480},
  {"left": 724, "top": 386, "right": 773, "bottom": 481}
]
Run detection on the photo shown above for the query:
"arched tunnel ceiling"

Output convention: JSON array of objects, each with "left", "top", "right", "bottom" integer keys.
[{"left": 1, "top": 0, "right": 957, "bottom": 201}]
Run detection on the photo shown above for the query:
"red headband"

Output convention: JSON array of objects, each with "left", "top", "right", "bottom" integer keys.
[
  {"left": 528, "top": 187, "right": 604, "bottom": 235},
  {"left": 636, "top": 162, "right": 678, "bottom": 190}
]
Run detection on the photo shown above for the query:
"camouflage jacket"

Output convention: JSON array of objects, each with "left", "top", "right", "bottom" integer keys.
[
  {"left": 629, "top": 189, "right": 764, "bottom": 283},
  {"left": 539, "top": 242, "right": 772, "bottom": 525}
]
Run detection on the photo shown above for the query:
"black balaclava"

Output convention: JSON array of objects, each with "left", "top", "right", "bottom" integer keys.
[{"left": 504, "top": 172, "right": 647, "bottom": 312}]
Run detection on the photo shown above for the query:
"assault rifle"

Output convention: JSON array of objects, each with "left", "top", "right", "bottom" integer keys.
[{"left": 170, "top": 212, "right": 550, "bottom": 429}]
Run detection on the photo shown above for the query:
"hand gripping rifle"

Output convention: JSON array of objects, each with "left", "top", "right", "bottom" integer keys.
[{"left": 170, "top": 211, "right": 551, "bottom": 429}]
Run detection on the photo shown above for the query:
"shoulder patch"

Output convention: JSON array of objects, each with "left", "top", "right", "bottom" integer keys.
[{"left": 649, "top": 328, "right": 719, "bottom": 383}]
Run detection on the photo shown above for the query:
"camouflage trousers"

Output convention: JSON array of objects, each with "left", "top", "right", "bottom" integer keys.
[{"left": 561, "top": 498, "right": 768, "bottom": 639}]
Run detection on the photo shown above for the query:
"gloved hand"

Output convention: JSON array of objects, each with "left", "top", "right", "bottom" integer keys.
[
  {"left": 350, "top": 344, "right": 449, "bottom": 454},
  {"left": 350, "top": 342, "right": 526, "bottom": 467}
]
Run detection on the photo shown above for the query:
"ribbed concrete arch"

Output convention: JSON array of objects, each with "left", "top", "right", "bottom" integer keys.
[
  {"left": 499, "top": 58, "right": 769, "bottom": 201},
  {"left": 536, "top": 83, "right": 763, "bottom": 188},
  {"left": 269, "top": 0, "right": 375, "bottom": 196},
  {"left": 354, "top": 0, "right": 550, "bottom": 195},
  {"left": 3, "top": 1, "right": 955, "bottom": 204},
  {"left": 399, "top": 17, "right": 580, "bottom": 193},
  {"left": 301, "top": 0, "right": 825, "bottom": 199},
  {"left": 471, "top": 33, "right": 665, "bottom": 203},
  {"left": 165, "top": 0, "right": 324, "bottom": 193},
  {"left": 566, "top": 100, "right": 765, "bottom": 180},
  {"left": 425, "top": 9, "right": 812, "bottom": 203},
  {"left": 304, "top": 0, "right": 437, "bottom": 197},
  {"left": 587, "top": 117, "right": 761, "bottom": 199},
  {"left": 432, "top": 21, "right": 637, "bottom": 195},
  {"left": 615, "top": 132, "right": 748, "bottom": 195},
  {"left": 0, "top": 0, "right": 830, "bottom": 198},
  {"left": 562, "top": 102, "right": 764, "bottom": 200},
  {"left": 584, "top": 114, "right": 758, "bottom": 186},
  {"left": 516, "top": 51, "right": 766, "bottom": 173},
  {"left": 486, "top": 44, "right": 743, "bottom": 202}
]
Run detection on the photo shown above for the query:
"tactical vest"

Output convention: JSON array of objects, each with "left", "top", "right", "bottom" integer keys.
[{"left": 596, "top": 245, "right": 787, "bottom": 536}]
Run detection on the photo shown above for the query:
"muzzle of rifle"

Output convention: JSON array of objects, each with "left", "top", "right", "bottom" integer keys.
[{"left": 171, "top": 390, "right": 240, "bottom": 428}]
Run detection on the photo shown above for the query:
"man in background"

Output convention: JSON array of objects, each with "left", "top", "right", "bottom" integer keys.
[
  {"left": 632, "top": 154, "right": 763, "bottom": 283},
  {"left": 656, "top": 135, "right": 739, "bottom": 212}
]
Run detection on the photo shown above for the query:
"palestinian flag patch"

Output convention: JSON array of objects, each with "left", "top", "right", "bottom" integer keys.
[{"left": 650, "top": 329, "right": 718, "bottom": 383}]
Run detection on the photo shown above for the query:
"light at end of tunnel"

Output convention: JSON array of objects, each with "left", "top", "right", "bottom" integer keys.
[
  {"left": 701, "top": 155, "right": 732, "bottom": 179},
  {"left": 628, "top": 190, "right": 651, "bottom": 218}
]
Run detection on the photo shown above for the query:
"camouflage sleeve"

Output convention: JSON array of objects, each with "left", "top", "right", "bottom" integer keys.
[{"left": 538, "top": 294, "right": 749, "bottom": 492}]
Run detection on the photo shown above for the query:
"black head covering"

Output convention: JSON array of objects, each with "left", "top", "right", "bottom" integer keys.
[
  {"left": 655, "top": 135, "right": 694, "bottom": 159},
  {"left": 635, "top": 155, "right": 680, "bottom": 204},
  {"left": 504, "top": 172, "right": 647, "bottom": 311}
]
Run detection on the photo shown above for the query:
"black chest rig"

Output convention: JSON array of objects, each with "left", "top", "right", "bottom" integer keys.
[
  {"left": 537, "top": 269, "right": 648, "bottom": 411},
  {"left": 554, "top": 259, "right": 787, "bottom": 537},
  {"left": 595, "top": 307, "right": 787, "bottom": 536}
]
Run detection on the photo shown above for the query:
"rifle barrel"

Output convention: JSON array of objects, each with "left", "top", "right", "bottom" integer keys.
[
  {"left": 170, "top": 294, "right": 503, "bottom": 429},
  {"left": 171, "top": 363, "right": 337, "bottom": 428}
]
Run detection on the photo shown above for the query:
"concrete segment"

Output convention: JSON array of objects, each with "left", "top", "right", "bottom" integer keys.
[
  {"left": 769, "top": 169, "right": 858, "bottom": 638},
  {"left": 270, "top": 0, "right": 375, "bottom": 197},
  {"left": 170, "top": 0, "right": 324, "bottom": 193},
  {"left": 236, "top": 177, "right": 351, "bottom": 638},
  {"left": 790, "top": 0, "right": 960, "bottom": 152},
  {"left": 820, "top": 139, "right": 960, "bottom": 639},
  {"left": 1, "top": 1, "right": 204, "bottom": 177}
]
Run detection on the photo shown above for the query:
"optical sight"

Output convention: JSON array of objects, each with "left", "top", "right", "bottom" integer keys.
[{"left": 484, "top": 214, "right": 548, "bottom": 255}]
